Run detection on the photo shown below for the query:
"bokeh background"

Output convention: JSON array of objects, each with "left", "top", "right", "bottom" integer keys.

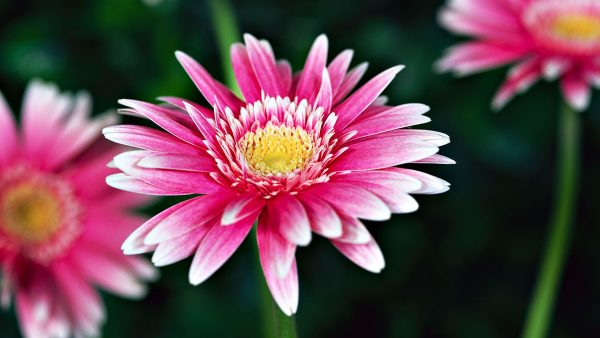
[{"left": 1, "top": 0, "right": 600, "bottom": 337}]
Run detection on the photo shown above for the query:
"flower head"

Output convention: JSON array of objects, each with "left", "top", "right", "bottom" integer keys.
[
  {"left": 0, "top": 80, "right": 156, "bottom": 338},
  {"left": 437, "top": 0, "right": 600, "bottom": 111},
  {"left": 106, "top": 34, "right": 452, "bottom": 315}
]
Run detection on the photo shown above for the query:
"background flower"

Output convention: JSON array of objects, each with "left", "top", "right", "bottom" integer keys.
[
  {"left": 0, "top": 80, "right": 156, "bottom": 338},
  {"left": 437, "top": 0, "right": 600, "bottom": 111}
]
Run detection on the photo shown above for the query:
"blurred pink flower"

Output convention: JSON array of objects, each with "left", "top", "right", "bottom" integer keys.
[
  {"left": 437, "top": 0, "right": 600, "bottom": 111},
  {"left": 0, "top": 81, "right": 156, "bottom": 338},
  {"left": 105, "top": 34, "right": 451, "bottom": 315}
]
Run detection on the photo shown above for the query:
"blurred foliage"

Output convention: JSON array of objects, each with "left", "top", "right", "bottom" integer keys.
[{"left": 1, "top": 0, "right": 600, "bottom": 337}]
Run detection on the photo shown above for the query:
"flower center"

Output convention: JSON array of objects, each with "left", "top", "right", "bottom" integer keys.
[
  {"left": 552, "top": 14, "right": 600, "bottom": 41},
  {"left": 240, "top": 122, "right": 314, "bottom": 175},
  {"left": 524, "top": 0, "right": 600, "bottom": 55},
  {"left": 0, "top": 167, "right": 82, "bottom": 263},
  {"left": 1, "top": 183, "right": 62, "bottom": 243}
]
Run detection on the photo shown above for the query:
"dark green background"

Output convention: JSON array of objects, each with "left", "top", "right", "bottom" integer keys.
[{"left": 1, "top": 0, "right": 599, "bottom": 337}]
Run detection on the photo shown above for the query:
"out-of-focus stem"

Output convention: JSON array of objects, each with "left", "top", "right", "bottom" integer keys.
[
  {"left": 521, "top": 102, "right": 580, "bottom": 338},
  {"left": 207, "top": 0, "right": 241, "bottom": 96}
]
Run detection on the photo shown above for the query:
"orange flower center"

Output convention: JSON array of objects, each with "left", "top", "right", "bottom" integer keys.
[
  {"left": 1, "top": 183, "right": 62, "bottom": 243},
  {"left": 551, "top": 13, "right": 600, "bottom": 41},
  {"left": 240, "top": 122, "right": 314, "bottom": 175},
  {"left": 0, "top": 168, "right": 82, "bottom": 263}
]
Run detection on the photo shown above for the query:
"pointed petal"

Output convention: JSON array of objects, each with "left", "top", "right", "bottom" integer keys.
[
  {"left": 334, "top": 65, "right": 404, "bottom": 131},
  {"left": 221, "top": 194, "right": 265, "bottom": 226},
  {"left": 260, "top": 258, "right": 299, "bottom": 316},
  {"left": 243, "top": 34, "right": 285, "bottom": 97},
  {"left": 231, "top": 43, "right": 262, "bottom": 103},
  {"left": 188, "top": 216, "right": 255, "bottom": 285},
  {"left": 297, "top": 193, "right": 342, "bottom": 238},
  {"left": 144, "top": 192, "right": 235, "bottom": 245},
  {"left": 0, "top": 91, "right": 18, "bottom": 167},
  {"left": 295, "top": 34, "right": 329, "bottom": 102},
  {"left": 257, "top": 211, "right": 297, "bottom": 278},
  {"left": 269, "top": 194, "right": 311, "bottom": 246},
  {"left": 327, "top": 49, "right": 354, "bottom": 93},
  {"left": 332, "top": 239, "right": 385, "bottom": 273},
  {"left": 306, "top": 183, "right": 391, "bottom": 221},
  {"left": 175, "top": 51, "right": 244, "bottom": 109}
]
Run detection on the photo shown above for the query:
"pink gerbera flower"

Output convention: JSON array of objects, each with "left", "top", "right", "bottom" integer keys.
[
  {"left": 105, "top": 34, "right": 452, "bottom": 315},
  {"left": 0, "top": 80, "right": 156, "bottom": 338},
  {"left": 437, "top": 0, "right": 600, "bottom": 111}
]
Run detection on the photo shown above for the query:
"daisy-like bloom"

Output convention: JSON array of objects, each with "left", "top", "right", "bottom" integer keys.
[
  {"left": 0, "top": 81, "right": 156, "bottom": 338},
  {"left": 437, "top": 0, "right": 600, "bottom": 111},
  {"left": 105, "top": 34, "right": 452, "bottom": 315}
]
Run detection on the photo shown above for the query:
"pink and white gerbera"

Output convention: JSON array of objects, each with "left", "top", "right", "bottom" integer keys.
[
  {"left": 104, "top": 34, "right": 452, "bottom": 315},
  {"left": 437, "top": 0, "right": 600, "bottom": 111},
  {"left": 0, "top": 80, "right": 156, "bottom": 338}
]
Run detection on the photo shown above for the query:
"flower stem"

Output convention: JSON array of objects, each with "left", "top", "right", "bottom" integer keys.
[
  {"left": 251, "top": 227, "right": 298, "bottom": 338},
  {"left": 521, "top": 102, "right": 580, "bottom": 338},
  {"left": 206, "top": 3, "right": 296, "bottom": 335},
  {"left": 207, "top": 0, "right": 242, "bottom": 96}
]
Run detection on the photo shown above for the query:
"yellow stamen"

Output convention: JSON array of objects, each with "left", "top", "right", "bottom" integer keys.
[
  {"left": 240, "top": 123, "right": 314, "bottom": 175},
  {"left": 552, "top": 13, "right": 600, "bottom": 40},
  {"left": 1, "top": 184, "right": 62, "bottom": 243}
]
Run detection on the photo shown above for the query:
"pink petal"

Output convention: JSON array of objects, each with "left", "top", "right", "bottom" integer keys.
[
  {"left": 119, "top": 99, "right": 204, "bottom": 146},
  {"left": 492, "top": 58, "right": 542, "bottom": 110},
  {"left": 277, "top": 60, "right": 293, "bottom": 95},
  {"left": 561, "top": 71, "right": 591, "bottom": 112},
  {"left": 334, "top": 65, "right": 404, "bottom": 131},
  {"left": 295, "top": 34, "right": 329, "bottom": 103},
  {"left": 257, "top": 211, "right": 297, "bottom": 278},
  {"left": 314, "top": 69, "right": 333, "bottom": 114},
  {"left": 182, "top": 102, "right": 217, "bottom": 143},
  {"left": 413, "top": 154, "right": 456, "bottom": 164},
  {"left": 188, "top": 215, "right": 255, "bottom": 285},
  {"left": 330, "top": 138, "right": 439, "bottom": 172},
  {"left": 113, "top": 151, "right": 224, "bottom": 195},
  {"left": 72, "top": 246, "right": 147, "bottom": 299},
  {"left": 175, "top": 51, "right": 244, "bottom": 109},
  {"left": 388, "top": 168, "right": 451, "bottom": 194},
  {"left": 221, "top": 194, "right": 266, "bottom": 225},
  {"left": 332, "top": 239, "right": 385, "bottom": 273},
  {"left": 260, "top": 258, "right": 299, "bottom": 316},
  {"left": 144, "top": 192, "right": 235, "bottom": 245},
  {"left": 106, "top": 173, "right": 185, "bottom": 196},
  {"left": 243, "top": 34, "right": 285, "bottom": 97},
  {"left": 437, "top": 41, "right": 529, "bottom": 77},
  {"left": 305, "top": 183, "right": 391, "bottom": 221},
  {"left": 122, "top": 198, "right": 198, "bottom": 254},
  {"left": 0, "top": 91, "right": 18, "bottom": 167},
  {"left": 152, "top": 225, "right": 209, "bottom": 267},
  {"left": 103, "top": 125, "right": 201, "bottom": 155},
  {"left": 327, "top": 49, "right": 354, "bottom": 93},
  {"left": 231, "top": 43, "right": 262, "bottom": 103},
  {"left": 269, "top": 194, "right": 312, "bottom": 246},
  {"left": 333, "top": 62, "right": 368, "bottom": 105},
  {"left": 137, "top": 153, "right": 217, "bottom": 172},
  {"left": 336, "top": 216, "right": 371, "bottom": 244},
  {"left": 297, "top": 193, "right": 342, "bottom": 238},
  {"left": 347, "top": 104, "right": 431, "bottom": 138}
]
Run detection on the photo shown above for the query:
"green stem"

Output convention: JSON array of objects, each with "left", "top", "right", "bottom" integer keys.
[
  {"left": 251, "top": 228, "right": 298, "bottom": 338},
  {"left": 206, "top": 4, "right": 295, "bottom": 335},
  {"left": 521, "top": 102, "right": 580, "bottom": 338},
  {"left": 207, "top": 0, "right": 241, "bottom": 96}
]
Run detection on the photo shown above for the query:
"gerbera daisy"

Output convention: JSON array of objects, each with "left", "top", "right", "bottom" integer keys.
[
  {"left": 0, "top": 80, "right": 156, "bottom": 338},
  {"left": 437, "top": 0, "right": 600, "bottom": 111},
  {"left": 105, "top": 34, "right": 452, "bottom": 315}
]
